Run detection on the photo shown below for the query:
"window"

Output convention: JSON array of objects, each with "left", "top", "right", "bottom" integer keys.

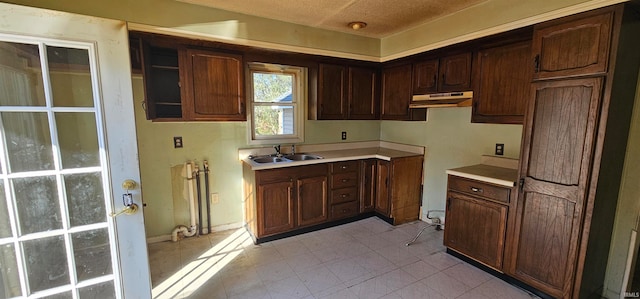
[{"left": 247, "top": 63, "right": 306, "bottom": 144}]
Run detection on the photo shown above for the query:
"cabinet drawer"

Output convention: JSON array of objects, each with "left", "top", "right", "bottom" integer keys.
[
  {"left": 331, "top": 161, "right": 359, "bottom": 174},
  {"left": 332, "top": 172, "right": 358, "bottom": 189},
  {"left": 448, "top": 176, "right": 510, "bottom": 203},
  {"left": 330, "top": 201, "right": 359, "bottom": 220},
  {"left": 330, "top": 187, "right": 358, "bottom": 204}
]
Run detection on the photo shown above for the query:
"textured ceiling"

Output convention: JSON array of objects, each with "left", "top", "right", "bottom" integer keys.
[{"left": 177, "top": 0, "right": 489, "bottom": 38}]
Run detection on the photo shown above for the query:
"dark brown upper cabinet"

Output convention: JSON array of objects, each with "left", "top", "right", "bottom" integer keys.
[
  {"left": 381, "top": 64, "right": 413, "bottom": 120},
  {"left": 182, "top": 49, "right": 245, "bottom": 121},
  {"left": 531, "top": 10, "right": 613, "bottom": 80},
  {"left": 439, "top": 53, "right": 473, "bottom": 92},
  {"left": 137, "top": 34, "right": 245, "bottom": 121},
  {"left": 315, "top": 63, "right": 377, "bottom": 120},
  {"left": 412, "top": 59, "right": 439, "bottom": 94},
  {"left": 140, "top": 40, "right": 183, "bottom": 121},
  {"left": 472, "top": 41, "right": 532, "bottom": 124},
  {"left": 413, "top": 52, "right": 472, "bottom": 95}
]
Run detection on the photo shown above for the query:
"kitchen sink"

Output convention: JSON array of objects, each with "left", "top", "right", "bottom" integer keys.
[
  {"left": 283, "top": 153, "right": 323, "bottom": 161},
  {"left": 250, "top": 153, "right": 323, "bottom": 164},
  {"left": 251, "top": 156, "right": 290, "bottom": 163}
]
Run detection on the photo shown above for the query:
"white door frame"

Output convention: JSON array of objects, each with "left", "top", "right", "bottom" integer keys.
[{"left": 0, "top": 3, "right": 151, "bottom": 298}]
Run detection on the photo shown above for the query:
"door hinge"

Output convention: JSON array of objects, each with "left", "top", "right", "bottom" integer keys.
[{"left": 534, "top": 55, "right": 540, "bottom": 73}]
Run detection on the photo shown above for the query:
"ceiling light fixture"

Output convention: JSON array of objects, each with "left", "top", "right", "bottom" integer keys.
[{"left": 348, "top": 21, "right": 367, "bottom": 30}]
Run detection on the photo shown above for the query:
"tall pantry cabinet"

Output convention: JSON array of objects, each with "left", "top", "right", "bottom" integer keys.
[{"left": 505, "top": 4, "right": 640, "bottom": 299}]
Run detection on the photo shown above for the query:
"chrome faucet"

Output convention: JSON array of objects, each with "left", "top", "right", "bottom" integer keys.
[{"left": 274, "top": 145, "right": 282, "bottom": 157}]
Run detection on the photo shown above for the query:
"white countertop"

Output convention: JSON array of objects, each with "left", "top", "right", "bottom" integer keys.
[
  {"left": 240, "top": 141, "right": 424, "bottom": 170},
  {"left": 446, "top": 156, "right": 519, "bottom": 187}
]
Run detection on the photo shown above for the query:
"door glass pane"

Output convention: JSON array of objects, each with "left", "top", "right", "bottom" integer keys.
[
  {"left": 0, "top": 41, "right": 46, "bottom": 106},
  {"left": 2, "top": 112, "right": 54, "bottom": 172},
  {"left": 0, "top": 182, "right": 11, "bottom": 238},
  {"left": 47, "top": 46, "right": 94, "bottom": 107},
  {"left": 65, "top": 172, "right": 105, "bottom": 227},
  {"left": 13, "top": 176, "right": 60, "bottom": 235},
  {"left": 73, "top": 228, "right": 112, "bottom": 282},
  {"left": 0, "top": 244, "right": 21, "bottom": 298},
  {"left": 23, "top": 235, "right": 69, "bottom": 292},
  {"left": 78, "top": 281, "right": 115, "bottom": 299},
  {"left": 56, "top": 112, "right": 99, "bottom": 168},
  {"left": 42, "top": 292, "right": 72, "bottom": 299}
]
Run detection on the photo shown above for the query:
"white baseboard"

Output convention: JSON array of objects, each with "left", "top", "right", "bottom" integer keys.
[{"left": 146, "top": 221, "right": 245, "bottom": 244}]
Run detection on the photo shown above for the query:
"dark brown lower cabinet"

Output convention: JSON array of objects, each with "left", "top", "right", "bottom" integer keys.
[
  {"left": 445, "top": 195, "right": 506, "bottom": 269},
  {"left": 257, "top": 180, "right": 294, "bottom": 236},
  {"left": 444, "top": 178, "right": 509, "bottom": 271},
  {"left": 244, "top": 164, "right": 327, "bottom": 238},
  {"left": 297, "top": 176, "right": 328, "bottom": 227},
  {"left": 375, "top": 156, "right": 424, "bottom": 225},
  {"left": 244, "top": 155, "right": 424, "bottom": 241},
  {"left": 359, "top": 159, "right": 377, "bottom": 213}
]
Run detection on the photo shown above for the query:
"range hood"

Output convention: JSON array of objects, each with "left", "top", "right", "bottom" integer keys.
[{"left": 409, "top": 91, "right": 473, "bottom": 108}]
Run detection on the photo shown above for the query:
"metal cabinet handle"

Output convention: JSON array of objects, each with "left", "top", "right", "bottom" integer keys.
[
  {"left": 470, "top": 187, "right": 483, "bottom": 193},
  {"left": 341, "top": 194, "right": 348, "bottom": 198},
  {"left": 341, "top": 179, "right": 349, "bottom": 183},
  {"left": 341, "top": 165, "right": 348, "bottom": 169}
]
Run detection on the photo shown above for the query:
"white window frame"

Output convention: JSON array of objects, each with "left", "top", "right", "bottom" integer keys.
[{"left": 247, "top": 62, "right": 306, "bottom": 145}]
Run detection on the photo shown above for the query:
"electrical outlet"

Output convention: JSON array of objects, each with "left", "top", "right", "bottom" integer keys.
[
  {"left": 173, "top": 136, "right": 183, "bottom": 148},
  {"left": 341, "top": 131, "right": 347, "bottom": 140},
  {"left": 211, "top": 193, "right": 219, "bottom": 204},
  {"left": 495, "top": 143, "right": 504, "bottom": 156}
]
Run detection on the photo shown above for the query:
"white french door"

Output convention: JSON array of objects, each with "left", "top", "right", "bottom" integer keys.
[{"left": 0, "top": 3, "right": 150, "bottom": 299}]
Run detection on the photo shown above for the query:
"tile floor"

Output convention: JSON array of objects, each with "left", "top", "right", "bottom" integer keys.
[{"left": 148, "top": 217, "right": 539, "bottom": 299}]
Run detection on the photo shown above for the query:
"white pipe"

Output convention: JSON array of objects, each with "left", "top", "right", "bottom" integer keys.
[
  {"left": 171, "top": 225, "right": 196, "bottom": 242},
  {"left": 170, "top": 162, "right": 199, "bottom": 242},
  {"left": 186, "top": 162, "right": 197, "bottom": 231}
]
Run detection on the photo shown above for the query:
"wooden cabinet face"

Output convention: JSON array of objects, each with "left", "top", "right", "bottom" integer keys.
[
  {"left": 412, "top": 59, "right": 439, "bottom": 94},
  {"left": 472, "top": 41, "right": 532, "bottom": 124},
  {"left": 296, "top": 176, "right": 328, "bottom": 227},
  {"left": 381, "top": 64, "right": 412, "bottom": 120},
  {"left": 258, "top": 181, "right": 295, "bottom": 236},
  {"left": 348, "top": 67, "right": 378, "bottom": 120},
  {"left": 359, "top": 159, "right": 376, "bottom": 213},
  {"left": 318, "top": 64, "right": 347, "bottom": 119},
  {"left": 532, "top": 11, "right": 613, "bottom": 80},
  {"left": 444, "top": 191, "right": 507, "bottom": 270},
  {"left": 375, "top": 160, "right": 391, "bottom": 215},
  {"left": 509, "top": 78, "right": 603, "bottom": 298},
  {"left": 185, "top": 49, "right": 245, "bottom": 121},
  {"left": 438, "top": 53, "right": 472, "bottom": 92}
]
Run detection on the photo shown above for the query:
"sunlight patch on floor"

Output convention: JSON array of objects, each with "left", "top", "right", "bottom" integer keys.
[{"left": 151, "top": 228, "right": 252, "bottom": 298}]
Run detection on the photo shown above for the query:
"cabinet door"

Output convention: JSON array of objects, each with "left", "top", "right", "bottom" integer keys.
[
  {"left": 532, "top": 11, "right": 613, "bottom": 80},
  {"left": 472, "top": 41, "right": 532, "bottom": 124},
  {"left": 413, "top": 59, "right": 439, "bottom": 94},
  {"left": 359, "top": 159, "right": 376, "bottom": 213},
  {"left": 508, "top": 78, "right": 603, "bottom": 298},
  {"left": 375, "top": 160, "right": 391, "bottom": 215},
  {"left": 318, "top": 64, "right": 347, "bottom": 119},
  {"left": 183, "top": 49, "right": 245, "bottom": 121},
  {"left": 444, "top": 191, "right": 507, "bottom": 270},
  {"left": 257, "top": 181, "right": 295, "bottom": 236},
  {"left": 348, "top": 66, "right": 378, "bottom": 120},
  {"left": 297, "top": 176, "right": 328, "bottom": 227},
  {"left": 388, "top": 156, "right": 424, "bottom": 224},
  {"left": 438, "top": 53, "right": 472, "bottom": 92},
  {"left": 381, "top": 64, "right": 412, "bottom": 120}
]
